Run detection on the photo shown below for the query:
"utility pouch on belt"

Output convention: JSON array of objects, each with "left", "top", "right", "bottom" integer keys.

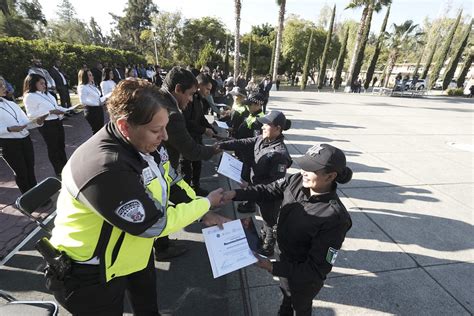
[{"left": 36, "top": 237, "right": 72, "bottom": 289}]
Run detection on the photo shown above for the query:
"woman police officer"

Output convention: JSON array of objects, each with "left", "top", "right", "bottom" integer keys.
[
  {"left": 47, "top": 79, "right": 229, "bottom": 315},
  {"left": 222, "top": 144, "right": 353, "bottom": 316}
]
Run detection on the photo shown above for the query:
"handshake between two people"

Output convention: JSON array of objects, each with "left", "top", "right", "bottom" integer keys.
[{"left": 200, "top": 188, "right": 238, "bottom": 229}]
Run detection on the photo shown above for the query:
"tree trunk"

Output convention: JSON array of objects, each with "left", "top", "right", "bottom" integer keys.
[
  {"left": 420, "top": 36, "right": 438, "bottom": 79},
  {"left": 428, "top": 10, "right": 462, "bottom": 89},
  {"left": 245, "top": 35, "right": 253, "bottom": 80},
  {"left": 344, "top": 4, "right": 369, "bottom": 92},
  {"left": 383, "top": 50, "right": 399, "bottom": 88},
  {"left": 353, "top": 2, "right": 374, "bottom": 90},
  {"left": 317, "top": 5, "right": 336, "bottom": 89},
  {"left": 272, "top": 0, "right": 286, "bottom": 82},
  {"left": 224, "top": 34, "right": 230, "bottom": 76},
  {"left": 442, "top": 19, "right": 472, "bottom": 90},
  {"left": 301, "top": 29, "right": 314, "bottom": 90},
  {"left": 333, "top": 27, "right": 349, "bottom": 90},
  {"left": 269, "top": 38, "right": 276, "bottom": 75},
  {"left": 364, "top": 4, "right": 390, "bottom": 90},
  {"left": 234, "top": 0, "right": 241, "bottom": 78},
  {"left": 456, "top": 53, "right": 473, "bottom": 88},
  {"left": 412, "top": 45, "right": 424, "bottom": 77}
]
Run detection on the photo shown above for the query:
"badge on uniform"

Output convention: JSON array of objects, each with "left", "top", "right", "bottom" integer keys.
[
  {"left": 278, "top": 164, "right": 287, "bottom": 173},
  {"left": 115, "top": 199, "right": 145, "bottom": 223},
  {"left": 326, "top": 247, "right": 339, "bottom": 265},
  {"left": 159, "top": 147, "right": 169, "bottom": 163}
]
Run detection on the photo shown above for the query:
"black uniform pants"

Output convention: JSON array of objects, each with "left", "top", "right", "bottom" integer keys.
[
  {"left": 278, "top": 277, "right": 324, "bottom": 316},
  {"left": 38, "top": 119, "right": 67, "bottom": 177},
  {"left": 84, "top": 106, "right": 104, "bottom": 134},
  {"left": 0, "top": 136, "right": 37, "bottom": 193},
  {"left": 180, "top": 159, "right": 202, "bottom": 188},
  {"left": 57, "top": 85, "right": 72, "bottom": 108},
  {"left": 53, "top": 253, "right": 159, "bottom": 316}
]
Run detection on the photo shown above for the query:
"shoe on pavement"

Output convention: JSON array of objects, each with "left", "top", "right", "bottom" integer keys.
[{"left": 154, "top": 244, "right": 188, "bottom": 261}]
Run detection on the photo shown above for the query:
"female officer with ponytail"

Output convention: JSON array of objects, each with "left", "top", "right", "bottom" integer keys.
[{"left": 222, "top": 144, "right": 353, "bottom": 316}]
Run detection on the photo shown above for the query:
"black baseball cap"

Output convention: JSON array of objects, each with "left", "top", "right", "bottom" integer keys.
[
  {"left": 243, "top": 92, "right": 266, "bottom": 106},
  {"left": 294, "top": 144, "right": 347, "bottom": 173},
  {"left": 257, "top": 111, "right": 290, "bottom": 131}
]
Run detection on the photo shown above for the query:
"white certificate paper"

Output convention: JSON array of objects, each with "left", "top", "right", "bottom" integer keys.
[
  {"left": 217, "top": 152, "right": 242, "bottom": 184},
  {"left": 215, "top": 121, "right": 229, "bottom": 129},
  {"left": 202, "top": 219, "right": 258, "bottom": 278}
]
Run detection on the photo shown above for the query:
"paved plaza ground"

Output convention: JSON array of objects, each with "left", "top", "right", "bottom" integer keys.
[{"left": 0, "top": 90, "right": 472, "bottom": 315}]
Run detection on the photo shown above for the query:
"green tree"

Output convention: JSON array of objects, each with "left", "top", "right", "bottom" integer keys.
[
  {"left": 0, "top": 0, "right": 46, "bottom": 39},
  {"left": 334, "top": 26, "right": 349, "bottom": 89},
  {"left": 301, "top": 29, "right": 314, "bottom": 90},
  {"left": 442, "top": 19, "right": 472, "bottom": 90},
  {"left": 88, "top": 17, "right": 106, "bottom": 46},
  {"left": 428, "top": 10, "right": 462, "bottom": 88},
  {"left": 47, "top": 0, "right": 90, "bottom": 44},
  {"left": 317, "top": 4, "right": 336, "bottom": 89},
  {"left": 234, "top": 0, "right": 242, "bottom": 77},
  {"left": 420, "top": 36, "right": 438, "bottom": 79},
  {"left": 272, "top": 0, "right": 286, "bottom": 81},
  {"left": 383, "top": 20, "right": 420, "bottom": 88},
  {"left": 456, "top": 50, "right": 473, "bottom": 88},
  {"left": 344, "top": 0, "right": 391, "bottom": 91},
  {"left": 364, "top": 4, "right": 390, "bottom": 89}
]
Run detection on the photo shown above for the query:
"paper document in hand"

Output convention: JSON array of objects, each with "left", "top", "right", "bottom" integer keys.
[
  {"left": 202, "top": 219, "right": 258, "bottom": 278},
  {"left": 27, "top": 112, "right": 49, "bottom": 125},
  {"left": 215, "top": 121, "right": 229, "bottom": 129},
  {"left": 67, "top": 104, "right": 83, "bottom": 111},
  {"left": 215, "top": 103, "right": 228, "bottom": 107},
  {"left": 217, "top": 152, "right": 243, "bottom": 184}
]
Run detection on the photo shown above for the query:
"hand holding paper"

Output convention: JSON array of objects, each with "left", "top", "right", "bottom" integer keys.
[{"left": 217, "top": 152, "right": 243, "bottom": 184}]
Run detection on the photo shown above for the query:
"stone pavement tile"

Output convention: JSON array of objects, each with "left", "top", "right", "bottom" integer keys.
[
  {"left": 341, "top": 186, "right": 474, "bottom": 266},
  {"left": 372, "top": 152, "right": 474, "bottom": 185},
  {"left": 434, "top": 152, "right": 474, "bottom": 170},
  {"left": 424, "top": 262, "right": 474, "bottom": 314},
  {"left": 314, "top": 268, "right": 470, "bottom": 315},
  {"left": 427, "top": 183, "right": 474, "bottom": 210},
  {"left": 401, "top": 135, "right": 474, "bottom": 155}
]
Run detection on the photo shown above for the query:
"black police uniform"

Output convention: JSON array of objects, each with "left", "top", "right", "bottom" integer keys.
[
  {"left": 219, "top": 134, "right": 291, "bottom": 253},
  {"left": 233, "top": 173, "right": 352, "bottom": 316}
]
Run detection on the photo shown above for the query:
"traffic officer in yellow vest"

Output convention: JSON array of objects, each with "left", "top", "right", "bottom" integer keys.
[{"left": 47, "top": 79, "right": 229, "bottom": 315}]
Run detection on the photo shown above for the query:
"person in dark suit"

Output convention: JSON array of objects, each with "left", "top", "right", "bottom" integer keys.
[
  {"left": 90, "top": 62, "right": 103, "bottom": 89},
  {"left": 259, "top": 74, "right": 273, "bottom": 113},
  {"left": 49, "top": 59, "right": 71, "bottom": 108},
  {"left": 112, "top": 63, "right": 124, "bottom": 84}
]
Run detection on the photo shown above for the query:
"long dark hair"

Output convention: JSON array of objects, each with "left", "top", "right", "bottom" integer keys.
[
  {"left": 23, "top": 73, "right": 47, "bottom": 95},
  {"left": 102, "top": 68, "right": 113, "bottom": 81},
  {"left": 78, "top": 69, "right": 91, "bottom": 85}
]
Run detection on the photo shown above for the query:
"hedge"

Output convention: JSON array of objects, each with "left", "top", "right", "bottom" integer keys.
[{"left": 0, "top": 37, "right": 146, "bottom": 96}]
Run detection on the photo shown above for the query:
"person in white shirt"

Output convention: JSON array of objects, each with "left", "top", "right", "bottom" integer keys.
[
  {"left": 78, "top": 69, "right": 105, "bottom": 134},
  {"left": 100, "top": 68, "right": 116, "bottom": 99},
  {"left": 0, "top": 76, "right": 45, "bottom": 193},
  {"left": 23, "top": 73, "right": 69, "bottom": 178}
]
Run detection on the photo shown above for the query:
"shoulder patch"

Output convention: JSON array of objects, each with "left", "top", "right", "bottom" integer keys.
[
  {"left": 115, "top": 200, "right": 145, "bottom": 223},
  {"left": 159, "top": 147, "right": 169, "bottom": 163},
  {"left": 278, "top": 164, "right": 287, "bottom": 173},
  {"left": 326, "top": 247, "right": 339, "bottom": 265}
]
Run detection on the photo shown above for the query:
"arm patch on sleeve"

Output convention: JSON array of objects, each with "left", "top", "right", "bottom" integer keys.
[
  {"left": 115, "top": 199, "right": 145, "bottom": 223},
  {"left": 326, "top": 247, "right": 339, "bottom": 265}
]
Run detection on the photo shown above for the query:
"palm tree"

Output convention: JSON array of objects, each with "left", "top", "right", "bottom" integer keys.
[
  {"left": 317, "top": 4, "right": 336, "bottom": 89},
  {"left": 344, "top": 0, "right": 391, "bottom": 92},
  {"left": 272, "top": 0, "right": 286, "bottom": 82},
  {"left": 364, "top": 4, "right": 391, "bottom": 90},
  {"left": 383, "top": 20, "right": 421, "bottom": 88},
  {"left": 234, "top": 0, "right": 242, "bottom": 78}
]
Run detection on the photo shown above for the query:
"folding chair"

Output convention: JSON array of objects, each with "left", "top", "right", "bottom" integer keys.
[
  {"left": 15, "top": 177, "right": 62, "bottom": 236},
  {"left": 0, "top": 177, "right": 62, "bottom": 316}
]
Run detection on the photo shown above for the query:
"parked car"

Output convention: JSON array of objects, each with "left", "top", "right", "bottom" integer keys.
[
  {"left": 434, "top": 79, "right": 457, "bottom": 90},
  {"left": 404, "top": 79, "right": 426, "bottom": 90}
]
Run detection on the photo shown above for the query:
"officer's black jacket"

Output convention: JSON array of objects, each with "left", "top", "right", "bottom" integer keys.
[
  {"left": 234, "top": 173, "right": 352, "bottom": 285},
  {"left": 219, "top": 135, "right": 292, "bottom": 185},
  {"left": 235, "top": 110, "right": 263, "bottom": 140},
  {"left": 229, "top": 107, "right": 249, "bottom": 136},
  {"left": 182, "top": 93, "right": 216, "bottom": 141}
]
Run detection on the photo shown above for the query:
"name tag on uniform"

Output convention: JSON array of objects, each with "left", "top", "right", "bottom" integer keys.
[
  {"left": 142, "top": 167, "right": 156, "bottom": 185},
  {"left": 326, "top": 247, "right": 339, "bottom": 265}
]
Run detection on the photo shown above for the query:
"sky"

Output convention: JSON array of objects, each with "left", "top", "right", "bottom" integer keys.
[{"left": 38, "top": 0, "right": 472, "bottom": 36}]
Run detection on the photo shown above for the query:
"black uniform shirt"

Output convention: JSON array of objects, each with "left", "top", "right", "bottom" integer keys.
[
  {"left": 234, "top": 173, "right": 352, "bottom": 285},
  {"left": 219, "top": 135, "right": 292, "bottom": 184}
]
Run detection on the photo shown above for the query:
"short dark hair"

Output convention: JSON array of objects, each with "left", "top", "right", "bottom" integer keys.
[
  {"left": 107, "top": 78, "right": 167, "bottom": 126},
  {"left": 196, "top": 73, "right": 212, "bottom": 85},
  {"left": 23, "top": 73, "right": 47, "bottom": 95},
  {"left": 102, "top": 68, "right": 113, "bottom": 81},
  {"left": 78, "top": 69, "right": 90, "bottom": 85},
  {"left": 162, "top": 66, "right": 197, "bottom": 93}
]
